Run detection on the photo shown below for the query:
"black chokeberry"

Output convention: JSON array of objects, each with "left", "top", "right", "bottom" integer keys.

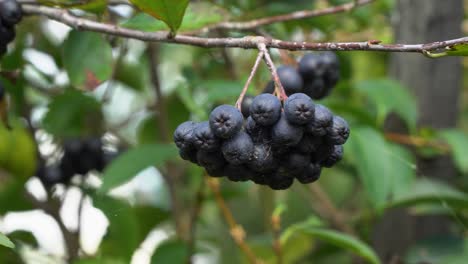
[
  {"left": 224, "top": 164, "right": 252, "bottom": 182},
  {"left": 250, "top": 94, "right": 282, "bottom": 126},
  {"left": 245, "top": 116, "right": 270, "bottom": 143},
  {"left": 221, "top": 131, "right": 254, "bottom": 165},
  {"left": 271, "top": 113, "right": 304, "bottom": 147},
  {"left": 174, "top": 121, "right": 197, "bottom": 149},
  {"left": 326, "top": 116, "right": 350, "bottom": 145},
  {"left": 296, "top": 163, "right": 321, "bottom": 184},
  {"left": 179, "top": 147, "right": 198, "bottom": 164},
  {"left": 276, "top": 66, "right": 304, "bottom": 95},
  {"left": 306, "top": 104, "right": 333, "bottom": 136},
  {"left": 303, "top": 78, "right": 327, "bottom": 100},
  {"left": 197, "top": 150, "right": 226, "bottom": 173},
  {"left": 0, "top": 0, "right": 23, "bottom": 27},
  {"left": 193, "top": 121, "right": 221, "bottom": 151},
  {"left": 282, "top": 152, "right": 310, "bottom": 176},
  {"left": 209, "top": 105, "right": 243, "bottom": 139},
  {"left": 321, "top": 145, "right": 343, "bottom": 168},
  {"left": 298, "top": 53, "right": 327, "bottom": 79},
  {"left": 296, "top": 134, "right": 322, "bottom": 154},
  {"left": 248, "top": 144, "right": 277, "bottom": 173},
  {"left": 241, "top": 95, "right": 254, "bottom": 118},
  {"left": 268, "top": 167, "right": 294, "bottom": 190},
  {"left": 284, "top": 93, "right": 315, "bottom": 125}
]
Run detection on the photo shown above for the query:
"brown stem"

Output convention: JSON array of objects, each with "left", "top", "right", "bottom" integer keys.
[
  {"left": 235, "top": 50, "right": 264, "bottom": 110},
  {"left": 384, "top": 132, "right": 450, "bottom": 153},
  {"left": 205, "top": 177, "right": 262, "bottom": 264},
  {"left": 271, "top": 213, "right": 283, "bottom": 264},
  {"left": 147, "top": 43, "right": 185, "bottom": 238},
  {"left": 21, "top": 5, "right": 468, "bottom": 54},
  {"left": 186, "top": 180, "right": 205, "bottom": 264},
  {"left": 258, "top": 43, "right": 288, "bottom": 101}
]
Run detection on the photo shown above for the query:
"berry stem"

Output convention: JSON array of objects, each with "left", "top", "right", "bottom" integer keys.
[
  {"left": 235, "top": 50, "right": 264, "bottom": 110},
  {"left": 206, "top": 177, "right": 263, "bottom": 264},
  {"left": 257, "top": 43, "right": 288, "bottom": 101}
]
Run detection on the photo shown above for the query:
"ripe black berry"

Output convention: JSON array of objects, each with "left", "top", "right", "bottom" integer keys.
[
  {"left": 296, "top": 163, "right": 321, "bottom": 184},
  {"left": 303, "top": 78, "right": 327, "bottom": 100},
  {"left": 271, "top": 113, "right": 304, "bottom": 147},
  {"left": 209, "top": 105, "right": 243, "bottom": 138},
  {"left": 248, "top": 144, "right": 277, "bottom": 173},
  {"left": 174, "top": 121, "right": 197, "bottom": 149},
  {"left": 282, "top": 152, "right": 310, "bottom": 176},
  {"left": 250, "top": 94, "right": 281, "bottom": 126},
  {"left": 326, "top": 116, "right": 350, "bottom": 145},
  {"left": 0, "top": 0, "right": 22, "bottom": 27},
  {"left": 306, "top": 104, "right": 333, "bottom": 136},
  {"left": 276, "top": 66, "right": 304, "bottom": 95},
  {"left": 284, "top": 93, "right": 315, "bottom": 125},
  {"left": 0, "top": 22, "right": 15, "bottom": 45},
  {"left": 179, "top": 147, "right": 198, "bottom": 164},
  {"left": 296, "top": 134, "right": 321, "bottom": 154},
  {"left": 268, "top": 167, "right": 294, "bottom": 190},
  {"left": 298, "top": 53, "right": 327, "bottom": 79},
  {"left": 221, "top": 131, "right": 254, "bottom": 165},
  {"left": 321, "top": 145, "right": 343, "bottom": 168},
  {"left": 245, "top": 116, "right": 270, "bottom": 143},
  {"left": 197, "top": 150, "right": 226, "bottom": 173},
  {"left": 193, "top": 121, "right": 221, "bottom": 151},
  {"left": 224, "top": 164, "right": 252, "bottom": 182},
  {"left": 241, "top": 95, "right": 254, "bottom": 118}
]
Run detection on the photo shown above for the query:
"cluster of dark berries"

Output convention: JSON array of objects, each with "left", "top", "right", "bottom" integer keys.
[
  {"left": 0, "top": 0, "right": 22, "bottom": 58},
  {"left": 264, "top": 52, "right": 340, "bottom": 100},
  {"left": 174, "top": 92, "right": 349, "bottom": 190},
  {"left": 37, "top": 137, "right": 120, "bottom": 188}
]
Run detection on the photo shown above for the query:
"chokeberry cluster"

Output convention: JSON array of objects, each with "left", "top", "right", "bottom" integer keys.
[
  {"left": 0, "top": 0, "right": 22, "bottom": 58},
  {"left": 264, "top": 52, "right": 340, "bottom": 100},
  {"left": 174, "top": 92, "right": 349, "bottom": 190},
  {"left": 37, "top": 137, "right": 120, "bottom": 188}
]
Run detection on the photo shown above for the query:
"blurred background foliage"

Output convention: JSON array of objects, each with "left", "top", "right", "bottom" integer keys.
[{"left": 0, "top": 0, "right": 468, "bottom": 263}]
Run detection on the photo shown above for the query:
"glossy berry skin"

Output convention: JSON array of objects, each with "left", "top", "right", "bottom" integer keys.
[
  {"left": 303, "top": 78, "right": 327, "bottom": 100},
  {"left": 296, "top": 163, "right": 321, "bottom": 184},
  {"left": 0, "top": 0, "right": 22, "bottom": 27},
  {"left": 224, "top": 164, "right": 252, "bottom": 182},
  {"left": 321, "top": 145, "right": 343, "bottom": 168},
  {"left": 250, "top": 94, "right": 282, "bottom": 126},
  {"left": 193, "top": 121, "right": 221, "bottom": 151},
  {"left": 241, "top": 95, "right": 254, "bottom": 118},
  {"left": 271, "top": 113, "right": 304, "bottom": 147},
  {"left": 174, "top": 121, "right": 197, "bottom": 149},
  {"left": 276, "top": 66, "right": 304, "bottom": 95},
  {"left": 221, "top": 131, "right": 254, "bottom": 165},
  {"left": 209, "top": 105, "right": 243, "bottom": 139},
  {"left": 306, "top": 104, "right": 333, "bottom": 136},
  {"left": 326, "top": 116, "right": 350, "bottom": 145},
  {"left": 284, "top": 93, "right": 315, "bottom": 125}
]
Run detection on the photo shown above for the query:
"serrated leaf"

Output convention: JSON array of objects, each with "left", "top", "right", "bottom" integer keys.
[
  {"left": 151, "top": 240, "right": 188, "bottom": 264},
  {"left": 42, "top": 89, "right": 102, "bottom": 138},
  {"left": 388, "top": 178, "right": 468, "bottom": 209},
  {"left": 100, "top": 144, "right": 178, "bottom": 193},
  {"left": 354, "top": 79, "right": 417, "bottom": 131},
  {"left": 121, "top": 3, "right": 224, "bottom": 32},
  {"left": 129, "top": 0, "right": 190, "bottom": 33},
  {"left": 281, "top": 221, "right": 381, "bottom": 264},
  {"left": 0, "top": 233, "right": 14, "bottom": 249},
  {"left": 62, "top": 30, "right": 112, "bottom": 88},
  {"left": 439, "top": 130, "right": 468, "bottom": 174},
  {"left": 345, "top": 126, "right": 415, "bottom": 209}
]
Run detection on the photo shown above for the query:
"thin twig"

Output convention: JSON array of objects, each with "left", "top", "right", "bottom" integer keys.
[
  {"left": 205, "top": 177, "right": 262, "bottom": 264},
  {"left": 384, "top": 132, "right": 450, "bottom": 153},
  {"left": 186, "top": 179, "right": 206, "bottom": 264},
  {"left": 308, "top": 184, "right": 357, "bottom": 236},
  {"left": 235, "top": 50, "right": 264, "bottom": 110},
  {"left": 258, "top": 43, "right": 288, "bottom": 101},
  {"left": 21, "top": 4, "right": 468, "bottom": 54},
  {"left": 271, "top": 212, "right": 283, "bottom": 264}
]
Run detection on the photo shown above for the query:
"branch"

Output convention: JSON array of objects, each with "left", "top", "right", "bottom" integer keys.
[
  {"left": 206, "top": 177, "right": 262, "bottom": 264},
  {"left": 258, "top": 43, "right": 287, "bottom": 101},
  {"left": 384, "top": 132, "right": 450, "bottom": 153},
  {"left": 21, "top": 4, "right": 468, "bottom": 54},
  {"left": 195, "top": 0, "right": 374, "bottom": 33},
  {"left": 235, "top": 50, "right": 264, "bottom": 110}
]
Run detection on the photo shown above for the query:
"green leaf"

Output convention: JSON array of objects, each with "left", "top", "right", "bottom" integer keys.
[
  {"left": 445, "top": 43, "right": 468, "bottom": 56},
  {"left": 122, "top": 3, "right": 224, "bottom": 32},
  {"left": 204, "top": 79, "right": 243, "bottom": 103},
  {"left": 0, "top": 233, "right": 14, "bottom": 249},
  {"left": 281, "top": 220, "right": 381, "bottom": 264},
  {"left": 439, "top": 130, "right": 468, "bottom": 174},
  {"left": 354, "top": 79, "right": 417, "bottom": 131},
  {"left": 129, "top": 0, "right": 190, "bottom": 33},
  {"left": 151, "top": 240, "right": 188, "bottom": 264},
  {"left": 345, "top": 126, "right": 415, "bottom": 209},
  {"left": 42, "top": 89, "right": 102, "bottom": 138},
  {"left": 100, "top": 144, "right": 178, "bottom": 193},
  {"left": 388, "top": 178, "right": 468, "bottom": 210},
  {"left": 62, "top": 30, "right": 112, "bottom": 88}
]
